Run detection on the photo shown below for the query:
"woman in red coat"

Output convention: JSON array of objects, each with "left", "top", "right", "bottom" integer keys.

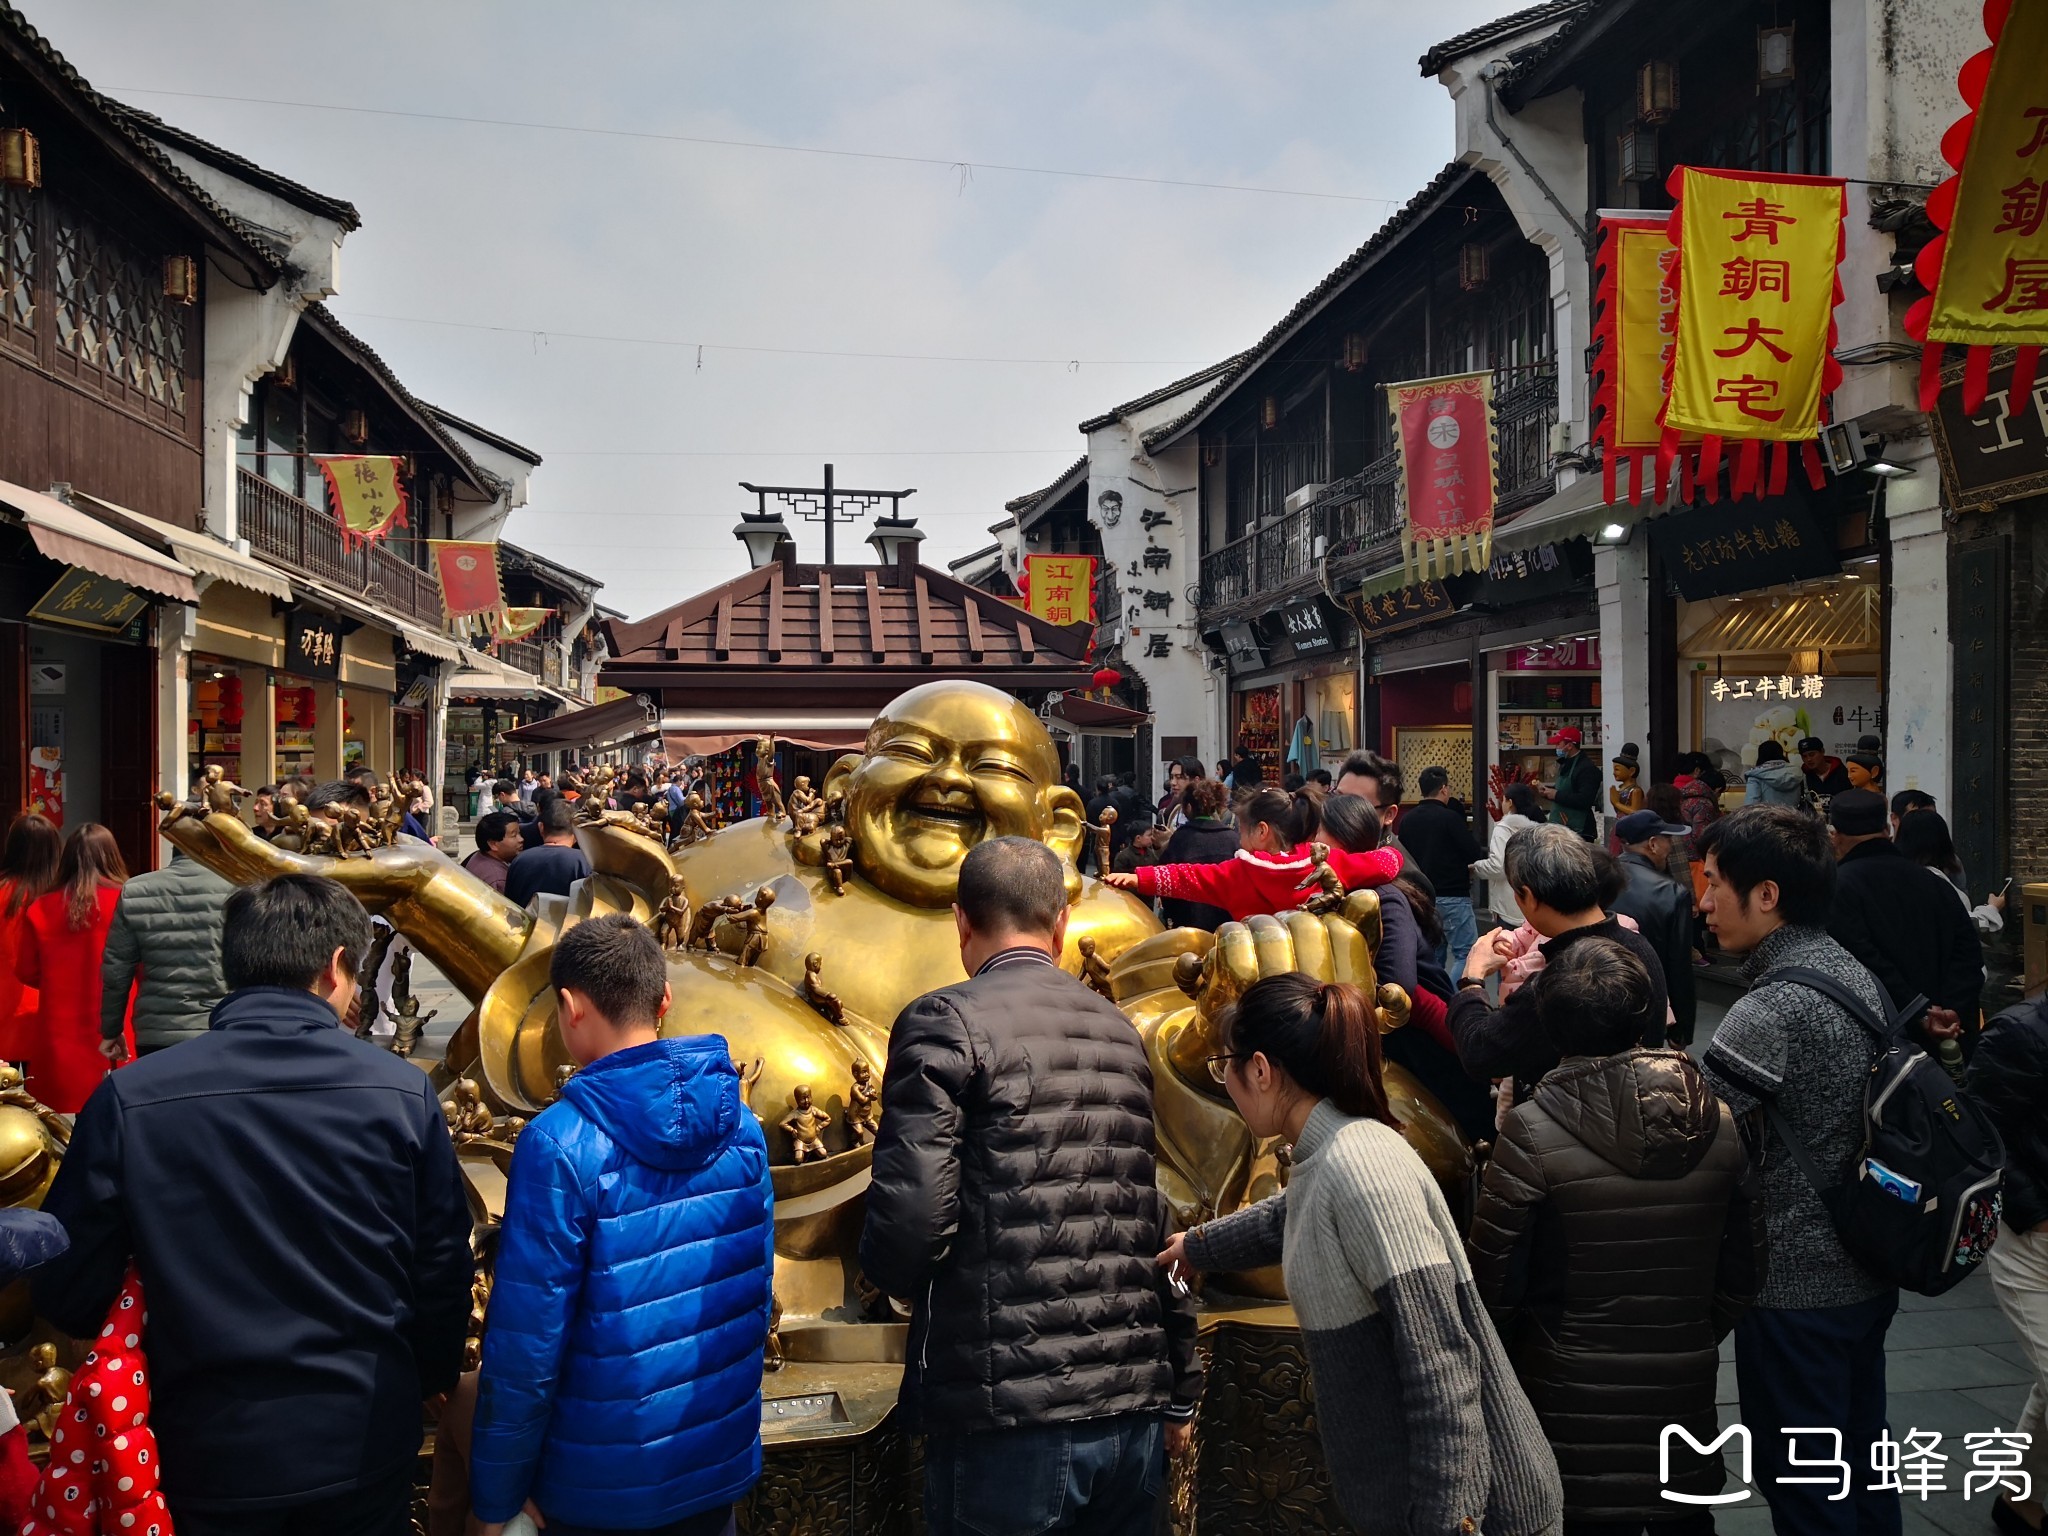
[
  {"left": 16, "top": 823, "right": 131, "bottom": 1112},
  {"left": 0, "top": 813, "right": 61, "bottom": 1068}
]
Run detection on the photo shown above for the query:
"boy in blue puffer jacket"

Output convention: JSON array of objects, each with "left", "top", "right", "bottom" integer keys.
[{"left": 470, "top": 913, "right": 774, "bottom": 1536}]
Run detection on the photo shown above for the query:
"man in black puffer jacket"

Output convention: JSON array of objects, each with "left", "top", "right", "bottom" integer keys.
[{"left": 861, "top": 836, "right": 1201, "bottom": 1535}]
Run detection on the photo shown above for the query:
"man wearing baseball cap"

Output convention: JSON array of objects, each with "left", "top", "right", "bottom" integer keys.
[
  {"left": 1536, "top": 726, "right": 1602, "bottom": 841},
  {"left": 1798, "top": 737, "right": 1849, "bottom": 798},
  {"left": 1609, "top": 809, "right": 1700, "bottom": 1044}
]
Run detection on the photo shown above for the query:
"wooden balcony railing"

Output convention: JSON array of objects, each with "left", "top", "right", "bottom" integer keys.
[
  {"left": 238, "top": 468, "right": 444, "bottom": 629},
  {"left": 498, "top": 639, "right": 545, "bottom": 676},
  {"left": 1197, "top": 452, "right": 1404, "bottom": 612}
]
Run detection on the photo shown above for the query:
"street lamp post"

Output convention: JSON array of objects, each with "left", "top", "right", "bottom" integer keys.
[{"left": 737, "top": 463, "right": 917, "bottom": 565}]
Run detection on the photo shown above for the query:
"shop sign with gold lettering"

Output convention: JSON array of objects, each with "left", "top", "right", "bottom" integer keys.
[
  {"left": 28, "top": 567, "right": 147, "bottom": 634},
  {"left": 1644, "top": 495, "right": 1838, "bottom": 601},
  {"left": 1348, "top": 580, "right": 1454, "bottom": 639},
  {"left": 287, "top": 610, "right": 342, "bottom": 680},
  {"left": 1928, "top": 346, "right": 2048, "bottom": 509}
]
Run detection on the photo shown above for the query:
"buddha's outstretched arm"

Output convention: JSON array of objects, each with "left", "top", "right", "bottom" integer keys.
[{"left": 161, "top": 811, "right": 533, "bottom": 1002}]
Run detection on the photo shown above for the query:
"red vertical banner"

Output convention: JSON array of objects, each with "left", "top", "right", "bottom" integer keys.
[
  {"left": 1592, "top": 215, "right": 1681, "bottom": 504},
  {"left": 1387, "top": 370, "right": 1496, "bottom": 581},
  {"left": 428, "top": 540, "right": 503, "bottom": 620}
]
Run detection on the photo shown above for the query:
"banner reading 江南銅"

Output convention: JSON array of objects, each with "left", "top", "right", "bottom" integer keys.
[
  {"left": 429, "top": 540, "right": 503, "bottom": 623},
  {"left": 313, "top": 454, "right": 408, "bottom": 549},
  {"left": 1906, "top": 0, "right": 2048, "bottom": 414},
  {"left": 1593, "top": 215, "right": 1682, "bottom": 504},
  {"left": 1387, "top": 370, "right": 1495, "bottom": 581},
  {"left": 1659, "top": 166, "right": 1847, "bottom": 503},
  {"left": 1017, "top": 554, "right": 1097, "bottom": 628}
]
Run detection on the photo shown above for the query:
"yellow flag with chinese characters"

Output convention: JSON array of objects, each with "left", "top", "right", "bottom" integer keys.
[
  {"left": 314, "top": 455, "right": 409, "bottom": 547},
  {"left": 1663, "top": 168, "right": 1846, "bottom": 443},
  {"left": 491, "top": 607, "right": 550, "bottom": 642},
  {"left": 1926, "top": 0, "right": 2048, "bottom": 344},
  {"left": 1021, "top": 554, "right": 1097, "bottom": 628}
]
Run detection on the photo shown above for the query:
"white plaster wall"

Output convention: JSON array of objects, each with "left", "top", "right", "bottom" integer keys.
[
  {"left": 1596, "top": 539, "right": 1656, "bottom": 781},
  {"left": 1882, "top": 442, "right": 1951, "bottom": 805}
]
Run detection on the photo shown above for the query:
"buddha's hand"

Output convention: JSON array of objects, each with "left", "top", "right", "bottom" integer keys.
[{"left": 159, "top": 809, "right": 447, "bottom": 907}]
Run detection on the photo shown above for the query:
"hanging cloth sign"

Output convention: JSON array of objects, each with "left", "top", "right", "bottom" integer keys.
[
  {"left": 1593, "top": 215, "right": 1683, "bottom": 504},
  {"left": 490, "top": 606, "right": 552, "bottom": 643},
  {"left": 1017, "top": 554, "right": 1098, "bottom": 628},
  {"left": 1659, "top": 166, "right": 1847, "bottom": 503},
  {"left": 429, "top": 539, "right": 503, "bottom": 620},
  {"left": 1387, "top": 370, "right": 1496, "bottom": 581},
  {"left": 1906, "top": 0, "right": 2048, "bottom": 414},
  {"left": 313, "top": 454, "right": 409, "bottom": 548}
]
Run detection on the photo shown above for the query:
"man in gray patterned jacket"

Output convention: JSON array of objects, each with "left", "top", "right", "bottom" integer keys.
[
  {"left": 98, "top": 848, "right": 234, "bottom": 1058},
  {"left": 1697, "top": 805, "right": 1900, "bottom": 1536}
]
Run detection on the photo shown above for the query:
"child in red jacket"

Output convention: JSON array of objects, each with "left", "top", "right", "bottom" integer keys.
[{"left": 1105, "top": 785, "right": 1399, "bottom": 920}]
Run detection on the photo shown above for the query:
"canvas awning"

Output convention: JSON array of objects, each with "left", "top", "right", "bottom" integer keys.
[
  {"left": 447, "top": 648, "right": 555, "bottom": 699},
  {"left": 74, "top": 494, "right": 293, "bottom": 602},
  {"left": 500, "top": 694, "right": 657, "bottom": 750},
  {"left": 660, "top": 706, "right": 874, "bottom": 758},
  {"left": 1041, "top": 694, "right": 1150, "bottom": 740},
  {"left": 0, "top": 479, "right": 199, "bottom": 603}
]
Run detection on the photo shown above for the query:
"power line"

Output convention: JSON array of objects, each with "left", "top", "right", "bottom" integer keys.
[
  {"left": 328, "top": 308, "right": 1210, "bottom": 367},
  {"left": 111, "top": 86, "right": 1402, "bottom": 207}
]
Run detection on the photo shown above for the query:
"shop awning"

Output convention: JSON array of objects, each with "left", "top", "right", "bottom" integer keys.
[
  {"left": 447, "top": 648, "right": 554, "bottom": 699},
  {"left": 1041, "top": 694, "right": 1151, "bottom": 740},
  {"left": 0, "top": 479, "right": 199, "bottom": 603},
  {"left": 1491, "top": 473, "right": 1675, "bottom": 556},
  {"left": 660, "top": 707, "right": 874, "bottom": 757},
  {"left": 74, "top": 494, "right": 293, "bottom": 602},
  {"left": 288, "top": 574, "right": 467, "bottom": 664},
  {"left": 500, "top": 694, "right": 656, "bottom": 750}
]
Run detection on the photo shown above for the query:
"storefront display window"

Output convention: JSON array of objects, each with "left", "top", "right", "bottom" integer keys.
[
  {"left": 1233, "top": 686, "right": 1282, "bottom": 779},
  {"left": 1494, "top": 638, "right": 1602, "bottom": 796},
  {"left": 189, "top": 656, "right": 246, "bottom": 789},
  {"left": 275, "top": 677, "right": 319, "bottom": 781}
]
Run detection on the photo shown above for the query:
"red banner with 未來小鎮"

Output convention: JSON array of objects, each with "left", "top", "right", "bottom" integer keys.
[
  {"left": 1906, "top": 0, "right": 2048, "bottom": 414},
  {"left": 1387, "top": 370, "right": 1495, "bottom": 581}
]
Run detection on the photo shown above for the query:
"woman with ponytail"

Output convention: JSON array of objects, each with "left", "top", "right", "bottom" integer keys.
[
  {"left": 1158, "top": 974, "right": 1561, "bottom": 1536},
  {"left": 1104, "top": 785, "right": 1399, "bottom": 921},
  {"left": 15, "top": 824, "right": 132, "bottom": 1111}
]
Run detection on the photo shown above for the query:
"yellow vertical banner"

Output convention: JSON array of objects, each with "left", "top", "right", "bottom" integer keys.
[
  {"left": 1020, "top": 554, "right": 1097, "bottom": 628},
  {"left": 313, "top": 455, "right": 409, "bottom": 548}
]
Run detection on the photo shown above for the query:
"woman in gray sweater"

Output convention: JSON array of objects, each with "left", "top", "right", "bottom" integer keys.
[{"left": 1159, "top": 974, "right": 1561, "bottom": 1536}]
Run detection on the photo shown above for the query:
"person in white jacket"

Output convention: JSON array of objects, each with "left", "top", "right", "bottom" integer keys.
[{"left": 1474, "top": 782, "right": 1542, "bottom": 927}]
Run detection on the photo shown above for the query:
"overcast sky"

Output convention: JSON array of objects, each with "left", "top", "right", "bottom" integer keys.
[{"left": 44, "top": 0, "right": 1511, "bottom": 620}]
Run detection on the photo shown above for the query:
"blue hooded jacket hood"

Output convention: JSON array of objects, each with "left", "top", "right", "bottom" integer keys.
[{"left": 560, "top": 1036, "right": 742, "bottom": 1172}]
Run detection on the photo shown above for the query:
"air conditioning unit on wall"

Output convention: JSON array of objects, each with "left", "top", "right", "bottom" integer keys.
[{"left": 1283, "top": 483, "right": 1326, "bottom": 514}]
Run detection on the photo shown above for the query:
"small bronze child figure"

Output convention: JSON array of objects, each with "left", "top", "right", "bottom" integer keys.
[
  {"left": 846, "top": 1059, "right": 881, "bottom": 1146},
  {"left": 802, "top": 952, "right": 846, "bottom": 1026},
  {"left": 822, "top": 824, "right": 854, "bottom": 895},
  {"left": 782, "top": 1084, "right": 831, "bottom": 1164},
  {"left": 1078, "top": 935, "right": 1114, "bottom": 999}
]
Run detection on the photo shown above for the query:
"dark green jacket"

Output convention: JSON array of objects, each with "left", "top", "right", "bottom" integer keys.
[
  {"left": 1548, "top": 751, "right": 1603, "bottom": 839},
  {"left": 99, "top": 853, "right": 234, "bottom": 1050}
]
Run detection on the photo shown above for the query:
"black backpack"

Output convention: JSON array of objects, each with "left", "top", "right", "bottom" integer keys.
[{"left": 1763, "top": 967, "right": 2005, "bottom": 1297}]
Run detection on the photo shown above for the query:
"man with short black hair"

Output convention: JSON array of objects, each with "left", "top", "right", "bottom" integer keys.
[
  {"left": 1610, "top": 808, "right": 1699, "bottom": 1045},
  {"left": 1889, "top": 787, "right": 1937, "bottom": 836},
  {"left": 36, "top": 874, "right": 472, "bottom": 1533},
  {"left": 1799, "top": 736, "right": 1850, "bottom": 798},
  {"left": 1335, "top": 749, "right": 1433, "bottom": 897},
  {"left": 862, "top": 836, "right": 1200, "bottom": 1534},
  {"left": 504, "top": 798, "right": 593, "bottom": 909},
  {"left": 463, "top": 811, "right": 524, "bottom": 896},
  {"left": 1451, "top": 824, "right": 1671, "bottom": 1094},
  {"left": 1695, "top": 805, "right": 1900, "bottom": 1536},
  {"left": 1400, "top": 765, "right": 1486, "bottom": 976},
  {"left": 1825, "top": 789, "right": 1980, "bottom": 1054}
]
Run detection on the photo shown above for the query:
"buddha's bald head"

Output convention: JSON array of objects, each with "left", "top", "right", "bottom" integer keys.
[{"left": 825, "top": 681, "right": 1085, "bottom": 907}]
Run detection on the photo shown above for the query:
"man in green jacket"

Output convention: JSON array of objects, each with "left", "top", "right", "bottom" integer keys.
[
  {"left": 99, "top": 850, "right": 235, "bottom": 1059},
  {"left": 1537, "top": 726, "right": 1603, "bottom": 841}
]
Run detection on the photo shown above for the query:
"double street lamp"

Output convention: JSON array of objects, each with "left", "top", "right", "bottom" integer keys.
[{"left": 734, "top": 463, "right": 919, "bottom": 568}]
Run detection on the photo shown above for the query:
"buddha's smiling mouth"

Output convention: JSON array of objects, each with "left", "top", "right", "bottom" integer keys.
[{"left": 901, "top": 800, "right": 981, "bottom": 832}]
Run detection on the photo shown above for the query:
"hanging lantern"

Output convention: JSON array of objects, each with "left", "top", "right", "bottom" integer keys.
[
  {"left": 1757, "top": 24, "right": 1796, "bottom": 88},
  {"left": 0, "top": 128, "right": 40, "bottom": 189},
  {"left": 1091, "top": 666, "right": 1124, "bottom": 692},
  {"left": 220, "top": 675, "right": 244, "bottom": 728},
  {"left": 1342, "top": 332, "right": 1368, "bottom": 372},
  {"left": 341, "top": 407, "right": 370, "bottom": 447},
  {"left": 1458, "top": 241, "right": 1490, "bottom": 292},
  {"left": 162, "top": 254, "right": 199, "bottom": 306},
  {"left": 1618, "top": 124, "right": 1661, "bottom": 184},
  {"left": 1260, "top": 395, "right": 1279, "bottom": 431},
  {"left": 1636, "top": 59, "right": 1680, "bottom": 124}
]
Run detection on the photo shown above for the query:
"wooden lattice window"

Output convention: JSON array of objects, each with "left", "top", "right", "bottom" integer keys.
[
  {"left": 0, "top": 184, "right": 32, "bottom": 352},
  {"left": 49, "top": 199, "right": 191, "bottom": 426}
]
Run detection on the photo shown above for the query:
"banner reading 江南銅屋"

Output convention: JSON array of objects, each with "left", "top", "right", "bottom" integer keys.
[
  {"left": 1018, "top": 554, "right": 1097, "bottom": 628},
  {"left": 313, "top": 455, "right": 409, "bottom": 548},
  {"left": 1593, "top": 216, "right": 1681, "bottom": 504},
  {"left": 1907, "top": 0, "right": 2048, "bottom": 413},
  {"left": 1387, "top": 370, "right": 1495, "bottom": 581},
  {"left": 429, "top": 540, "right": 502, "bottom": 621},
  {"left": 1660, "top": 166, "right": 1847, "bottom": 503}
]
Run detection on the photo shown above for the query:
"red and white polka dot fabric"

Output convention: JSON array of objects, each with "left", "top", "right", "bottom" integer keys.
[{"left": 20, "top": 1270, "right": 170, "bottom": 1536}]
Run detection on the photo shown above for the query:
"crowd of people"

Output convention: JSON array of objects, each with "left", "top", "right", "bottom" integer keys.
[{"left": 0, "top": 730, "right": 2041, "bottom": 1536}]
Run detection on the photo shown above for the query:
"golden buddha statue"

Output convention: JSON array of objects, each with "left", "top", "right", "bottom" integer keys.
[{"left": 154, "top": 678, "right": 1469, "bottom": 1317}]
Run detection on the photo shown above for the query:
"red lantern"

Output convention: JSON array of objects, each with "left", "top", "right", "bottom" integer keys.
[
  {"left": 1091, "top": 667, "right": 1123, "bottom": 692},
  {"left": 220, "top": 675, "right": 244, "bottom": 728}
]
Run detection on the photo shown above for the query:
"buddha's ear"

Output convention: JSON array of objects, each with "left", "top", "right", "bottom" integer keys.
[
  {"left": 1044, "top": 784, "right": 1086, "bottom": 867},
  {"left": 821, "top": 753, "right": 863, "bottom": 813}
]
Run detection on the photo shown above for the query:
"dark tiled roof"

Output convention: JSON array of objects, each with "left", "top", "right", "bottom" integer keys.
[
  {"left": 109, "top": 104, "right": 362, "bottom": 231},
  {"left": 1418, "top": 1, "right": 1589, "bottom": 76},
  {"left": 1142, "top": 161, "right": 1478, "bottom": 452},
  {"left": 1077, "top": 351, "right": 1254, "bottom": 433},
  {"left": 501, "top": 541, "right": 602, "bottom": 595},
  {"left": 0, "top": 4, "right": 283, "bottom": 281},
  {"left": 1003, "top": 454, "right": 1087, "bottom": 514},
  {"left": 425, "top": 403, "right": 544, "bottom": 466},
  {"left": 300, "top": 304, "right": 498, "bottom": 495},
  {"left": 1496, "top": 0, "right": 1620, "bottom": 106}
]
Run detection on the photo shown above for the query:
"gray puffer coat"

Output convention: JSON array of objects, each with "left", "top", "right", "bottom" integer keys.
[
  {"left": 99, "top": 853, "right": 235, "bottom": 1050},
  {"left": 1468, "top": 1048, "right": 1764, "bottom": 1521}
]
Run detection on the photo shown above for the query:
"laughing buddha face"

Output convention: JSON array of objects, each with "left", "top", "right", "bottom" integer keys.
[{"left": 824, "top": 680, "right": 1087, "bottom": 907}]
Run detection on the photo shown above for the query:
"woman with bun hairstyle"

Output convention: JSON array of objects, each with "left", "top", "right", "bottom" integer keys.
[
  {"left": 1104, "top": 785, "right": 1399, "bottom": 921},
  {"left": 1158, "top": 974, "right": 1561, "bottom": 1536}
]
